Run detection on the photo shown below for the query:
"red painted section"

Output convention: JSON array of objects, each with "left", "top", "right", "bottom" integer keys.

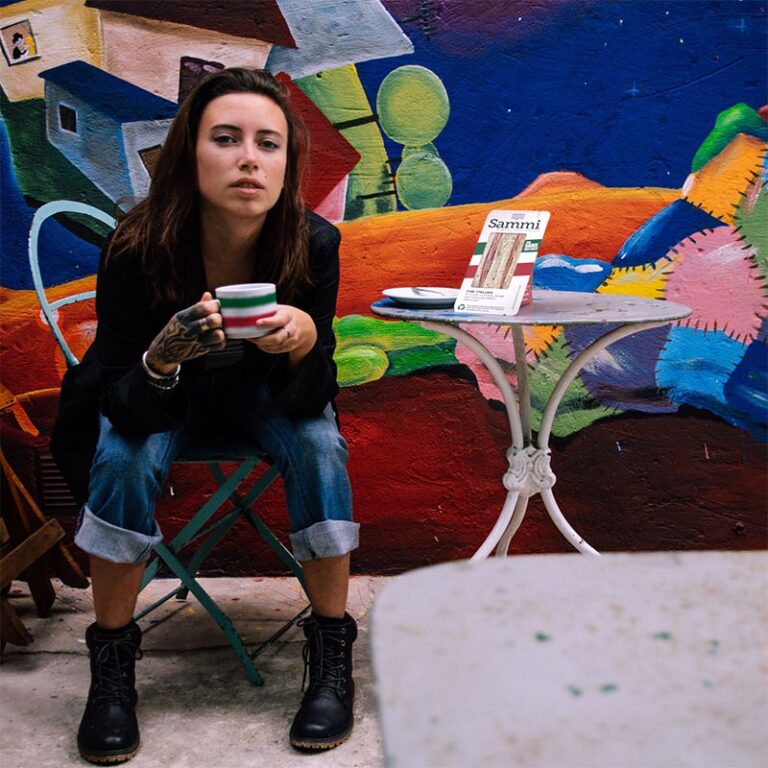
[
  {"left": 2, "top": 373, "right": 765, "bottom": 576},
  {"left": 277, "top": 73, "right": 362, "bottom": 211},
  {"left": 514, "top": 261, "right": 535, "bottom": 277},
  {"left": 84, "top": 0, "right": 298, "bottom": 47}
]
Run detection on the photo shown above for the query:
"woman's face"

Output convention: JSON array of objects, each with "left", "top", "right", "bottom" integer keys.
[{"left": 195, "top": 92, "right": 288, "bottom": 226}]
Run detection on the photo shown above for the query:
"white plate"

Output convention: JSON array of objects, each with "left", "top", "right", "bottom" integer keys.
[{"left": 382, "top": 287, "right": 459, "bottom": 308}]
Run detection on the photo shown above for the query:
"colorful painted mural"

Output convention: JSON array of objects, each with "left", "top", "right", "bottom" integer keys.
[{"left": 1, "top": 0, "right": 766, "bottom": 574}]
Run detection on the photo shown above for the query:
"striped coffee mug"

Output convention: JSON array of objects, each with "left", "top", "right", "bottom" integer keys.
[{"left": 216, "top": 283, "right": 277, "bottom": 339}]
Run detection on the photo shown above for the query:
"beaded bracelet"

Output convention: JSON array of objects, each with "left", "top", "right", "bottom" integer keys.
[
  {"left": 141, "top": 351, "right": 180, "bottom": 389},
  {"left": 145, "top": 376, "right": 179, "bottom": 391}
]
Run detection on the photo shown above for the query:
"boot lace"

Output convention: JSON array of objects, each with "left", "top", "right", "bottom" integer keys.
[
  {"left": 92, "top": 638, "right": 143, "bottom": 705},
  {"left": 299, "top": 618, "right": 347, "bottom": 695}
]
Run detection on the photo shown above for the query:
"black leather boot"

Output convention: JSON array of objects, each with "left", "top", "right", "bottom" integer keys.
[
  {"left": 289, "top": 612, "right": 357, "bottom": 751},
  {"left": 77, "top": 621, "right": 143, "bottom": 765}
]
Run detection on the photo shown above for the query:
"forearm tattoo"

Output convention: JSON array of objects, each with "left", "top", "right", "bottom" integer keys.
[{"left": 148, "top": 305, "right": 224, "bottom": 367}]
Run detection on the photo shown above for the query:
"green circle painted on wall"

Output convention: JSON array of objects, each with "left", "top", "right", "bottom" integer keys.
[
  {"left": 402, "top": 142, "right": 438, "bottom": 158},
  {"left": 395, "top": 151, "right": 453, "bottom": 210},
  {"left": 335, "top": 345, "right": 389, "bottom": 386},
  {"left": 376, "top": 65, "right": 450, "bottom": 146}
]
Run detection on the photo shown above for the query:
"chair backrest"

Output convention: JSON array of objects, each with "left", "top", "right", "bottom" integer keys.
[{"left": 28, "top": 200, "right": 116, "bottom": 368}]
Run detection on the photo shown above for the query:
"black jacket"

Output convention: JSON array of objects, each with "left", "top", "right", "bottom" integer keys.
[{"left": 50, "top": 211, "right": 341, "bottom": 504}]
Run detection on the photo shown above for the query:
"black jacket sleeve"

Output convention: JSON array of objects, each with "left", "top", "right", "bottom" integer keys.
[
  {"left": 50, "top": 244, "right": 187, "bottom": 503},
  {"left": 93, "top": 247, "right": 187, "bottom": 434},
  {"left": 269, "top": 218, "right": 341, "bottom": 417}
]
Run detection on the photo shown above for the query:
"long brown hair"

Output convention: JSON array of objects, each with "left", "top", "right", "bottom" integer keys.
[{"left": 108, "top": 68, "right": 310, "bottom": 306}]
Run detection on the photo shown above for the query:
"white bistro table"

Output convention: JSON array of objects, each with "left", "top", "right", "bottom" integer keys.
[
  {"left": 371, "top": 551, "right": 768, "bottom": 768},
  {"left": 371, "top": 290, "right": 691, "bottom": 558}
]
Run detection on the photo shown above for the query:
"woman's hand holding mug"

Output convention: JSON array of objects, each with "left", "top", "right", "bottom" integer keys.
[
  {"left": 249, "top": 305, "right": 317, "bottom": 362},
  {"left": 145, "top": 292, "right": 225, "bottom": 374}
]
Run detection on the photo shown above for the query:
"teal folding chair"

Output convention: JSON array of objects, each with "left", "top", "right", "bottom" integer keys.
[{"left": 29, "top": 201, "right": 308, "bottom": 685}]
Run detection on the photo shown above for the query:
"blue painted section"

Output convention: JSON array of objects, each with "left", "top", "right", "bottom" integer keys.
[
  {"left": 724, "top": 339, "right": 768, "bottom": 443},
  {"left": 39, "top": 61, "right": 177, "bottom": 124},
  {"left": 564, "top": 324, "right": 676, "bottom": 413},
  {"left": 0, "top": 116, "right": 100, "bottom": 290},
  {"left": 758, "top": 315, "right": 768, "bottom": 344},
  {"left": 612, "top": 199, "right": 724, "bottom": 268},
  {"left": 360, "top": 0, "right": 767, "bottom": 206},
  {"left": 533, "top": 255, "right": 610, "bottom": 292},
  {"left": 44, "top": 80, "right": 132, "bottom": 204},
  {"left": 656, "top": 326, "right": 748, "bottom": 426}
]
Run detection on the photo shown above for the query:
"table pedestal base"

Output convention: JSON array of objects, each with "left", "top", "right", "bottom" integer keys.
[
  {"left": 471, "top": 446, "right": 597, "bottom": 559},
  {"left": 418, "top": 318, "right": 669, "bottom": 559}
]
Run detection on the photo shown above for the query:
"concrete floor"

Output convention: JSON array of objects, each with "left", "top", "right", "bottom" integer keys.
[{"left": 0, "top": 576, "right": 393, "bottom": 768}]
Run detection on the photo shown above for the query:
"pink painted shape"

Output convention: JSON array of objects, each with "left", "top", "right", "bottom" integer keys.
[
  {"left": 664, "top": 226, "right": 767, "bottom": 342},
  {"left": 454, "top": 324, "right": 535, "bottom": 402},
  {"left": 312, "top": 175, "right": 349, "bottom": 223}
]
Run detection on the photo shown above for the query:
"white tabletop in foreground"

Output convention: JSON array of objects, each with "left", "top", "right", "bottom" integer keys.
[{"left": 371, "top": 551, "right": 768, "bottom": 768}]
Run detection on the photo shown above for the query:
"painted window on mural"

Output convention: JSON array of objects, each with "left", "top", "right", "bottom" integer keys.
[
  {"left": 178, "top": 57, "right": 224, "bottom": 103},
  {"left": 139, "top": 145, "right": 162, "bottom": 178},
  {"left": 58, "top": 104, "right": 77, "bottom": 134},
  {"left": 0, "top": 19, "right": 39, "bottom": 66}
]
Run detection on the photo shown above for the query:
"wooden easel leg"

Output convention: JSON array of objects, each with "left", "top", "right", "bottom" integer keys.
[
  {"left": 1, "top": 596, "right": 34, "bottom": 650},
  {"left": 1, "top": 451, "right": 88, "bottom": 606}
]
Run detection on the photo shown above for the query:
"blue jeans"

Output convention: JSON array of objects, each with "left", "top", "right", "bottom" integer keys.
[{"left": 74, "top": 377, "right": 357, "bottom": 564}]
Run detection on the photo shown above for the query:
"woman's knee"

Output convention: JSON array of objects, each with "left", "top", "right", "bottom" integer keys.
[
  {"left": 90, "top": 424, "right": 176, "bottom": 498},
  {"left": 294, "top": 417, "right": 349, "bottom": 470}
]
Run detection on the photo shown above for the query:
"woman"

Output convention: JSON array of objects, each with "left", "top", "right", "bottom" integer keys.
[{"left": 50, "top": 68, "right": 359, "bottom": 764}]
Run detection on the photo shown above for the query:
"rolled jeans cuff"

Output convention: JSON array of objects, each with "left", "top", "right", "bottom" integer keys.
[
  {"left": 74, "top": 505, "right": 163, "bottom": 564},
  {"left": 289, "top": 520, "right": 360, "bottom": 562}
]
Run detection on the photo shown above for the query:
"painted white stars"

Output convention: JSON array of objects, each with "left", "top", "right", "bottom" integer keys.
[{"left": 626, "top": 82, "right": 640, "bottom": 97}]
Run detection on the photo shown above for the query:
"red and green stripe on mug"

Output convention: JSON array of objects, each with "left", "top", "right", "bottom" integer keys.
[{"left": 216, "top": 283, "right": 277, "bottom": 339}]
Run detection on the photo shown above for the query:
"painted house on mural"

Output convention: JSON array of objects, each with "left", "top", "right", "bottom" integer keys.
[
  {"left": 81, "top": 0, "right": 413, "bottom": 219},
  {"left": 39, "top": 60, "right": 177, "bottom": 206},
  {"left": 84, "top": 0, "right": 293, "bottom": 103},
  {"left": 0, "top": 0, "right": 102, "bottom": 101}
]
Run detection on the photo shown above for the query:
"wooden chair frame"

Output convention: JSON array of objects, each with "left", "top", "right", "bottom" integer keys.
[{"left": 1, "top": 384, "right": 89, "bottom": 652}]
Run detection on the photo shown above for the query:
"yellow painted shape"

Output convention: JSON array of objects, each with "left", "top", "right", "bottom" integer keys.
[
  {"left": 598, "top": 263, "right": 671, "bottom": 300},
  {"left": 684, "top": 133, "right": 767, "bottom": 224},
  {"left": 0, "top": 0, "right": 102, "bottom": 101},
  {"left": 524, "top": 325, "right": 561, "bottom": 356},
  {"left": 296, "top": 64, "right": 394, "bottom": 218}
]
